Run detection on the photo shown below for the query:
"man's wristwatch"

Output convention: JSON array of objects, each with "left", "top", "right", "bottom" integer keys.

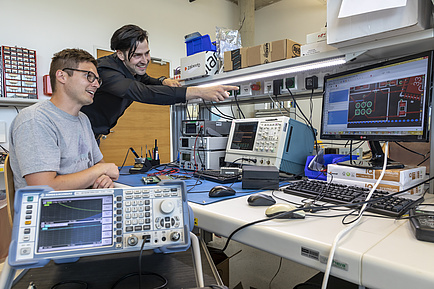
[{"left": 158, "top": 76, "right": 167, "bottom": 84}]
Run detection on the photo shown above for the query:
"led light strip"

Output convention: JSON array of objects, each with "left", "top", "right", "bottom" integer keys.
[{"left": 198, "top": 57, "right": 347, "bottom": 87}]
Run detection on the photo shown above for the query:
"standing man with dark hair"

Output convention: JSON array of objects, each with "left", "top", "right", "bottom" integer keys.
[
  {"left": 9, "top": 48, "right": 119, "bottom": 191},
  {"left": 81, "top": 24, "right": 237, "bottom": 139}
]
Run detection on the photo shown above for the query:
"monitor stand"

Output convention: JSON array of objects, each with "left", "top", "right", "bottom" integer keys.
[{"left": 337, "top": 141, "right": 405, "bottom": 170}]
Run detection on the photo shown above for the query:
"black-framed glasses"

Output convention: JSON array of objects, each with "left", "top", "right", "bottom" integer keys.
[{"left": 62, "top": 68, "right": 102, "bottom": 85}]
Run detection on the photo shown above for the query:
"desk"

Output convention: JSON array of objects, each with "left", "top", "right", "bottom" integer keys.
[
  {"left": 116, "top": 171, "right": 434, "bottom": 289},
  {"left": 189, "top": 190, "right": 434, "bottom": 289}
]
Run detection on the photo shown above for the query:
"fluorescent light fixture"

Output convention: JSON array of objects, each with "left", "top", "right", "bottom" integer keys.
[{"left": 198, "top": 57, "right": 346, "bottom": 87}]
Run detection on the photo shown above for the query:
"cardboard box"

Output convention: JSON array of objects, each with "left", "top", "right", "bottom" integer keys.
[
  {"left": 180, "top": 51, "right": 219, "bottom": 80},
  {"left": 329, "top": 177, "right": 424, "bottom": 196},
  {"left": 301, "top": 41, "right": 337, "bottom": 56},
  {"left": 247, "top": 43, "right": 271, "bottom": 67},
  {"left": 306, "top": 28, "right": 327, "bottom": 44},
  {"left": 270, "top": 39, "right": 300, "bottom": 62},
  {"left": 223, "top": 47, "right": 248, "bottom": 72},
  {"left": 327, "top": 164, "right": 426, "bottom": 186},
  {"left": 327, "top": 0, "right": 433, "bottom": 47}
]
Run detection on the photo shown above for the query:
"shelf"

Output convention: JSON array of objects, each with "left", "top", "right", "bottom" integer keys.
[
  {"left": 0, "top": 97, "right": 39, "bottom": 107},
  {"left": 184, "top": 29, "right": 434, "bottom": 87}
]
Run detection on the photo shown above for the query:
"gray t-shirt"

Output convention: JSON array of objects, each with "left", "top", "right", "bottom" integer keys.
[{"left": 9, "top": 100, "right": 104, "bottom": 190}]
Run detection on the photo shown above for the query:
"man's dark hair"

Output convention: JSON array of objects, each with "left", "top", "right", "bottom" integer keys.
[
  {"left": 49, "top": 48, "right": 97, "bottom": 92},
  {"left": 110, "top": 24, "right": 149, "bottom": 61}
]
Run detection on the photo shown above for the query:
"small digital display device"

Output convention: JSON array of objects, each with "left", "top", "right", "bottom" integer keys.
[
  {"left": 224, "top": 117, "right": 315, "bottom": 175},
  {"left": 8, "top": 182, "right": 191, "bottom": 270},
  {"left": 230, "top": 122, "right": 258, "bottom": 151},
  {"left": 37, "top": 196, "right": 113, "bottom": 253}
]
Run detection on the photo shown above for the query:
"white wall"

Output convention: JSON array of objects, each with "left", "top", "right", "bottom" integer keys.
[
  {"left": 0, "top": 0, "right": 329, "bottom": 151},
  {"left": 0, "top": 0, "right": 239, "bottom": 100},
  {"left": 255, "top": 0, "right": 327, "bottom": 45}
]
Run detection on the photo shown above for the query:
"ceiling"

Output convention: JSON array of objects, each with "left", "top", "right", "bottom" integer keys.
[{"left": 227, "top": 0, "right": 283, "bottom": 10}]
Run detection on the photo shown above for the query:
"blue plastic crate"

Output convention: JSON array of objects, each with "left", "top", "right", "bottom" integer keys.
[
  {"left": 304, "top": 154, "right": 354, "bottom": 180},
  {"left": 185, "top": 34, "right": 216, "bottom": 56}
]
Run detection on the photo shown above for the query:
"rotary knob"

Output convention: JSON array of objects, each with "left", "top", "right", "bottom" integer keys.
[
  {"left": 127, "top": 235, "right": 138, "bottom": 246},
  {"left": 160, "top": 200, "right": 175, "bottom": 214},
  {"left": 170, "top": 231, "right": 181, "bottom": 241}
]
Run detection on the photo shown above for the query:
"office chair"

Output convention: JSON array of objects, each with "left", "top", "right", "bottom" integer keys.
[
  {"left": 4, "top": 154, "right": 15, "bottom": 226},
  {"left": 0, "top": 155, "right": 29, "bottom": 288}
]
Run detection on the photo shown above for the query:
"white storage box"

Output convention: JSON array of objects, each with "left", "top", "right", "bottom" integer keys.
[
  {"left": 327, "top": 0, "right": 433, "bottom": 47},
  {"left": 301, "top": 41, "right": 337, "bottom": 56},
  {"left": 327, "top": 164, "right": 426, "bottom": 186},
  {"left": 180, "top": 51, "right": 219, "bottom": 80}
]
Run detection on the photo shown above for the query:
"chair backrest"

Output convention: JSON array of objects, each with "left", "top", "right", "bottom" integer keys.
[{"left": 4, "top": 154, "right": 15, "bottom": 226}]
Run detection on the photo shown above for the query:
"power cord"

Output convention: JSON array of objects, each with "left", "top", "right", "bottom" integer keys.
[
  {"left": 51, "top": 280, "right": 88, "bottom": 289},
  {"left": 320, "top": 142, "right": 389, "bottom": 289}
]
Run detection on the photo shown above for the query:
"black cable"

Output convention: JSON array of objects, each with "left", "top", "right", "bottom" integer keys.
[
  {"left": 201, "top": 99, "right": 233, "bottom": 121},
  {"left": 186, "top": 103, "right": 192, "bottom": 120},
  {"left": 51, "top": 280, "right": 88, "bottom": 289},
  {"left": 268, "top": 257, "right": 283, "bottom": 289},
  {"left": 139, "top": 238, "right": 146, "bottom": 289},
  {"left": 230, "top": 103, "right": 236, "bottom": 119},
  {"left": 0, "top": 145, "right": 9, "bottom": 153},
  {"left": 393, "top": 142, "right": 429, "bottom": 157},
  {"left": 226, "top": 157, "right": 256, "bottom": 167},
  {"left": 211, "top": 102, "right": 235, "bottom": 120},
  {"left": 118, "top": 148, "right": 131, "bottom": 174},
  {"left": 417, "top": 156, "right": 430, "bottom": 166},
  {"left": 110, "top": 272, "right": 168, "bottom": 289},
  {"left": 284, "top": 85, "right": 319, "bottom": 154},
  {"left": 293, "top": 282, "right": 321, "bottom": 289},
  {"left": 220, "top": 176, "right": 434, "bottom": 251},
  {"left": 309, "top": 88, "right": 314, "bottom": 125},
  {"left": 233, "top": 94, "right": 245, "bottom": 119}
]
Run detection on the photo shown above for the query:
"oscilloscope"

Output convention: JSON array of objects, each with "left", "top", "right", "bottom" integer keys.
[
  {"left": 7, "top": 181, "right": 192, "bottom": 269},
  {"left": 224, "top": 116, "right": 315, "bottom": 175}
]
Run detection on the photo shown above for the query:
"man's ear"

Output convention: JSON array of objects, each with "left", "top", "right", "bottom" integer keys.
[
  {"left": 56, "top": 70, "right": 67, "bottom": 85},
  {"left": 116, "top": 50, "right": 126, "bottom": 61}
]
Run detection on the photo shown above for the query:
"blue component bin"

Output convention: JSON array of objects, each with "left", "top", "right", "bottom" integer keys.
[
  {"left": 304, "top": 154, "right": 353, "bottom": 181},
  {"left": 186, "top": 34, "right": 216, "bottom": 56}
]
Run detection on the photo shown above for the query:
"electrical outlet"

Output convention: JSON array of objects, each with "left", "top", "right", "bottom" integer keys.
[
  {"left": 285, "top": 77, "right": 296, "bottom": 89},
  {"left": 240, "top": 84, "right": 252, "bottom": 96},
  {"left": 305, "top": 75, "right": 318, "bottom": 90},
  {"left": 264, "top": 81, "right": 273, "bottom": 94},
  {"left": 282, "top": 76, "right": 297, "bottom": 93},
  {"left": 273, "top": 79, "right": 283, "bottom": 95},
  {"left": 232, "top": 86, "right": 241, "bottom": 97}
]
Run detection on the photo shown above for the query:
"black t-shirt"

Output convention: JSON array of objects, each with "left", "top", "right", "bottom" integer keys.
[{"left": 81, "top": 53, "right": 187, "bottom": 135}]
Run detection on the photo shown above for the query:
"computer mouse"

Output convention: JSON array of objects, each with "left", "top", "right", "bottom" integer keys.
[
  {"left": 247, "top": 194, "right": 276, "bottom": 206},
  {"left": 208, "top": 185, "right": 236, "bottom": 198},
  {"left": 265, "top": 203, "right": 305, "bottom": 219}
]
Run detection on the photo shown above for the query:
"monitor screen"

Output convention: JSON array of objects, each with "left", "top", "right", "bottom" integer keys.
[
  {"left": 229, "top": 122, "right": 258, "bottom": 151},
  {"left": 37, "top": 195, "right": 113, "bottom": 253},
  {"left": 321, "top": 51, "right": 433, "bottom": 142}
]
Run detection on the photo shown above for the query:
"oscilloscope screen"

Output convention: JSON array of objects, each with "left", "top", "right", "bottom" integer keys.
[
  {"left": 229, "top": 122, "right": 258, "bottom": 151},
  {"left": 37, "top": 195, "right": 113, "bottom": 253}
]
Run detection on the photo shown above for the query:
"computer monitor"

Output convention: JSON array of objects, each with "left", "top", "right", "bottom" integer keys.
[{"left": 321, "top": 50, "right": 433, "bottom": 169}]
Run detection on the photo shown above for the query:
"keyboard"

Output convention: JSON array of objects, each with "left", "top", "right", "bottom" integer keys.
[
  {"left": 193, "top": 170, "right": 241, "bottom": 184},
  {"left": 283, "top": 179, "right": 424, "bottom": 217}
]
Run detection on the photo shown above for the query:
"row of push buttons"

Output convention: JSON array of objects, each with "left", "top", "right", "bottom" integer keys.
[{"left": 23, "top": 203, "right": 33, "bottom": 242}]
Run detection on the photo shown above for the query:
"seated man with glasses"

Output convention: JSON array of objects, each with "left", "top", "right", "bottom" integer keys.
[{"left": 9, "top": 48, "right": 119, "bottom": 191}]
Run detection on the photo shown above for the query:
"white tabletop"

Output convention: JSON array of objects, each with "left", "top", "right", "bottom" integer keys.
[{"left": 189, "top": 190, "right": 434, "bottom": 288}]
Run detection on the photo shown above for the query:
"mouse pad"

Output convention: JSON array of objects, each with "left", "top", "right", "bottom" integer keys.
[{"left": 117, "top": 167, "right": 259, "bottom": 205}]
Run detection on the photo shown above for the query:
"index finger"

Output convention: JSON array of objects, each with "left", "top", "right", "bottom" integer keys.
[{"left": 221, "top": 85, "right": 239, "bottom": 91}]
